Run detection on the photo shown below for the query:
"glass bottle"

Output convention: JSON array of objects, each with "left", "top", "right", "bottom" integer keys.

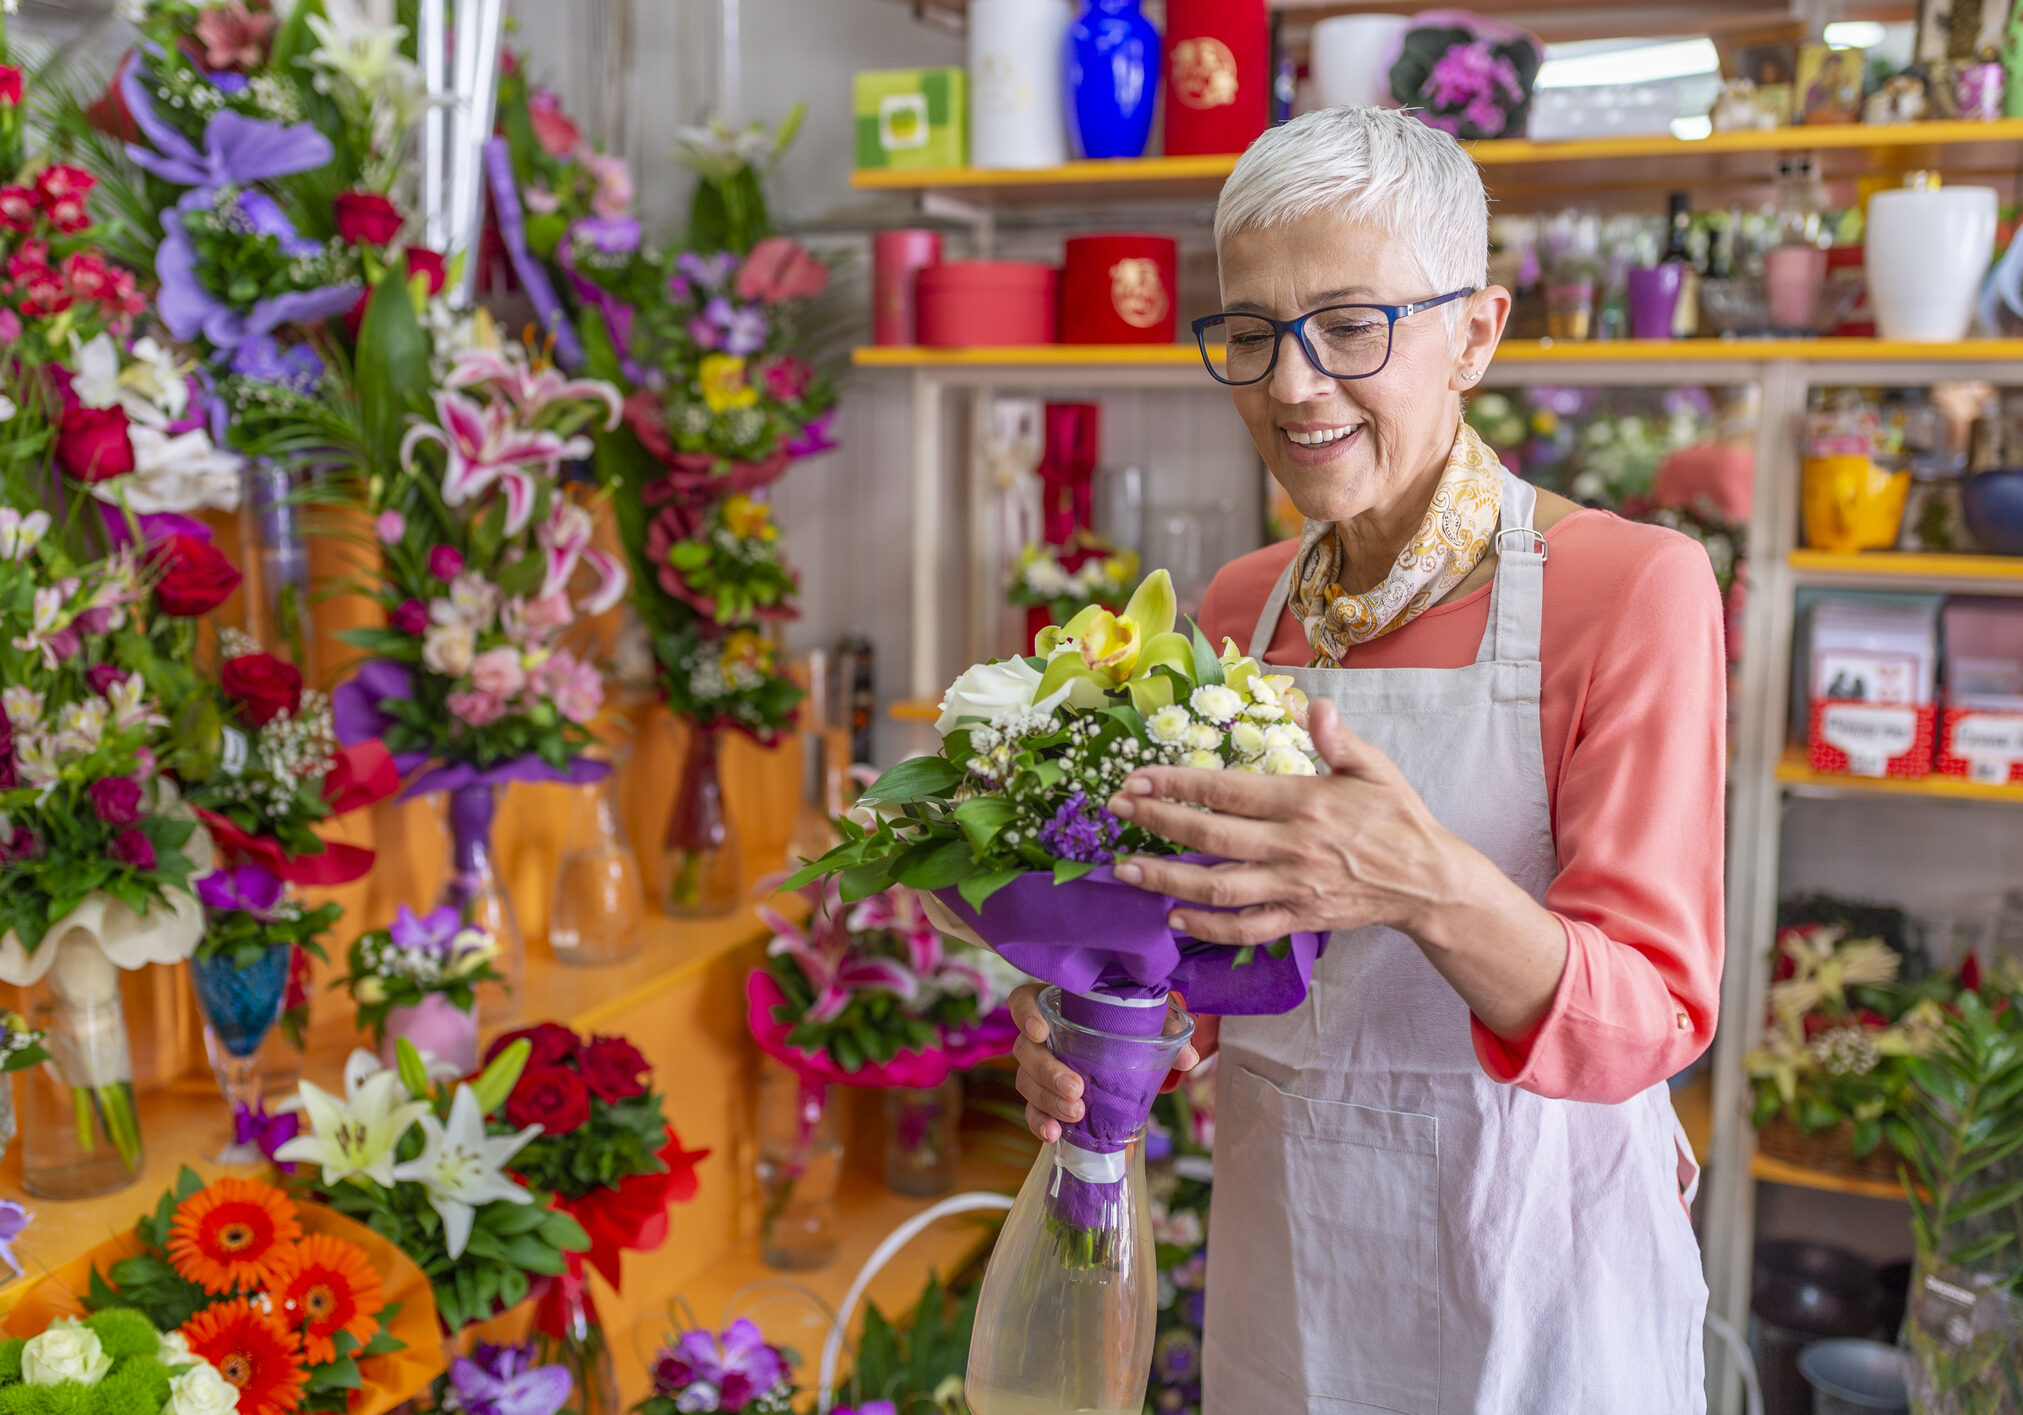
[
  {"left": 663, "top": 727, "right": 742, "bottom": 918},
  {"left": 437, "top": 783, "right": 524, "bottom": 1023},
  {"left": 1662, "top": 190, "right": 1699, "bottom": 338},
  {"left": 966, "top": 989, "right": 1194, "bottom": 1415},
  {"left": 550, "top": 770, "right": 645, "bottom": 967},
  {"left": 755, "top": 1056, "right": 842, "bottom": 1271},
  {"left": 883, "top": 1075, "right": 962, "bottom": 1197},
  {"left": 21, "top": 945, "right": 144, "bottom": 1198},
  {"left": 532, "top": 1273, "right": 620, "bottom": 1415},
  {"left": 190, "top": 943, "right": 292, "bottom": 1164}
]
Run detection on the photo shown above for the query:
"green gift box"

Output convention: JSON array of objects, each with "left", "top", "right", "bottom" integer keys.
[{"left": 854, "top": 67, "right": 967, "bottom": 171}]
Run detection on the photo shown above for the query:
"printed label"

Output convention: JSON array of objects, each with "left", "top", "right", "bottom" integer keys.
[
  {"left": 218, "top": 725, "right": 249, "bottom": 777},
  {"left": 1821, "top": 703, "right": 1916, "bottom": 776},
  {"left": 1953, "top": 712, "right": 2023, "bottom": 783},
  {"left": 879, "top": 93, "right": 929, "bottom": 151},
  {"left": 1813, "top": 651, "right": 1920, "bottom": 705}
]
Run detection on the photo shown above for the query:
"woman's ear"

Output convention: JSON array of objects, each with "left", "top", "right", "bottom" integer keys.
[{"left": 1450, "top": 286, "right": 1512, "bottom": 391}]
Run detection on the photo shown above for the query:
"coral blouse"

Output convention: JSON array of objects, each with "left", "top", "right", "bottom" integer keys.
[{"left": 1198, "top": 508, "right": 1726, "bottom": 1103}]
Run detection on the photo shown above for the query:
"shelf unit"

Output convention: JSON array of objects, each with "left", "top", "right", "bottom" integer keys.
[
  {"left": 857, "top": 114, "right": 2023, "bottom": 1415},
  {"left": 1776, "top": 746, "right": 2023, "bottom": 804}
]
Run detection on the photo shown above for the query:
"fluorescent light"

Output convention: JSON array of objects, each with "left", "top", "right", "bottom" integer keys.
[
  {"left": 1534, "top": 38, "right": 1720, "bottom": 89},
  {"left": 1671, "top": 115, "right": 1713, "bottom": 140},
  {"left": 1824, "top": 21, "right": 1887, "bottom": 49}
]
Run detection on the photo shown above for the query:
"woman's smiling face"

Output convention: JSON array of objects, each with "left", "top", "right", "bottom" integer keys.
[{"left": 1218, "top": 213, "right": 1506, "bottom": 525}]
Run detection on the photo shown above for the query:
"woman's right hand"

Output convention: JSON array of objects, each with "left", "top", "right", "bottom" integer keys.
[{"left": 1009, "top": 984, "right": 1213, "bottom": 1143}]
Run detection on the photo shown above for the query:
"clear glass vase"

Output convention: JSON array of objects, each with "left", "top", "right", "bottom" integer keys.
[
  {"left": 190, "top": 945, "right": 292, "bottom": 1165},
  {"left": 532, "top": 1272, "right": 620, "bottom": 1415},
  {"left": 663, "top": 726, "right": 741, "bottom": 918},
  {"left": 756, "top": 1057, "right": 841, "bottom": 1271},
  {"left": 257, "top": 944, "right": 311, "bottom": 1095},
  {"left": 884, "top": 1076, "right": 962, "bottom": 1197},
  {"left": 1904, "top": 1252, "right": 2022, "bottom": 1414},
  {"left": 21, "top": 950, "right": 144, "bottom": 1198},
  {"left": 550, "top": 771, "right": 644, "bottom": 967},
  {"left": 437, "top": 783, "right": 525, "bottom": 1024},
  {"left": 966, "top": 988, "right": 1194, "bottom": 1415}
]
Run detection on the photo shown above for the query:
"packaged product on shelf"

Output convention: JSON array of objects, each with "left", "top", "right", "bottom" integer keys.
[
  {"left": 853, "top": 67, "right": 968, "bottom": 171},
  {"left": 1806, "top": 596, "right": 1941, "bottom": 778},
  {"left": 1936, "top": 597, "right": 2023, "bottom": 785},
  {"left": 1802, "top": 392, "right": 1912, "bottom": 554}
]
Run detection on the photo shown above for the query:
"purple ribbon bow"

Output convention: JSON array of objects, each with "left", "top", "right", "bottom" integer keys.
[{"left": 123, "top": 59, "right": 334, "bottom": 191}]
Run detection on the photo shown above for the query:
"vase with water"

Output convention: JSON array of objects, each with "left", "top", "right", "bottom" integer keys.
[{"left": 437, "top": 783, "right": 524, "bottom": 1023}]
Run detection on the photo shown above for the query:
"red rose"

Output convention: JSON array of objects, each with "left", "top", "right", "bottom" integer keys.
[
  {"left": 485, "top": 1021, "right": 581, "bottom": 1070},
  {"left": 579, "top": 1036, "right": 649, "bottom": 1103},
  {"left": 221, "top": 652, "right": 304, "bottom": 727},
  {"left": 151, "top": 535, "right": 242, "bottom": 617},
  {"left": 506, "top": 1065, "right": 591, "bottom": 1135},
  {"left": 0, "top": 67, "right": 19, "bottom": 108},
  {"left": 1960, "top": 953, "right": 1982, "bottom": 993},
  {"left": 110, "top": 826, "right": 155, "bottom": 870},
  {"left": 89, "top": 776, "right": 143, "bottom": 826},
  {"left": 55, "top": 405, "right": 135, "bottom": 483},
  {"left": 405, "top": 247, "right": 446, "bottom": 295},
  {"left": 334, "top": 191, "right": 403, "bottom": 246}
]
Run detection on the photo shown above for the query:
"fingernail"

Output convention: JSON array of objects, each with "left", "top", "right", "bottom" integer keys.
[
  {"left": 1169, "top": 912, "right": 1185, "bottom": 930},
  {"left": 1125, "top": 776, "right": 1154, "bottom": 795},
  {"left": 1115, "top": 860, "right": 1143, "bottom": 883},
  {"left": 1109, "top": 795, "right": 1135, "bottom": 819},
  {"left": 1025, "top": 1021, "right": 1045, "bottom": 1041},
  {"left": 1067, "top": 1101, "right": 1084, "bottom": 1119}
]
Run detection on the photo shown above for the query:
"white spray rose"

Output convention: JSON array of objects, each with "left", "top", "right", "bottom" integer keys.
[
  {"left": 164, "top": 1359, "right": 241, "bottom": 1415},
  {"left": 22, "top": 1320, "right": 112, "bottom": 1387},
  {"left": 421, "top": 621, "right": 475, "bottom": 677},
  {"left": 934, "top": 657, "right": 1070, "bottom": 737},
  {"left": 157, "top": 1330, "right": 194, "bottom": 1368}
]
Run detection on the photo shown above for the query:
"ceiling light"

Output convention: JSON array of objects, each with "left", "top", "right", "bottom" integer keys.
[
  {"left": 1824, "top": 21, "right": 1888, "bottom": 49},
  {"left": 1534, "top": 38, "right": 1721, "bottom": 90}
]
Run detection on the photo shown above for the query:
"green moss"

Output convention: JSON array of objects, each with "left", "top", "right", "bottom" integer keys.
[
  {"left": 82, "top": 1309, "right": 158, "bottom": 1361},
  {"left": 95, "top": 1361, "right": 169, "bottom": 1415},
  {"left": 0, "top": 1337, "right": 23, "bottom": 1383}
]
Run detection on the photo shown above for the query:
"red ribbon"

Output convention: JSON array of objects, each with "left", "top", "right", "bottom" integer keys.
[
  {"left": 194, "top": 740, "right": 401, "bottom": 885},
  {"left": 552, "top": 1127, "right": 712, "bottom": 1292}
]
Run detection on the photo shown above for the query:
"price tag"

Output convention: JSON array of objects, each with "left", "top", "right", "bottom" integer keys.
[
  {"left": 1821, "top": 703, "right": 1916, "bottom": 777},
  {"left": 219, "top": 726, "right": 249, "bottom": 777},
  {"left": 1952, "top": 712, "right": 2023, "bottom": 784}
]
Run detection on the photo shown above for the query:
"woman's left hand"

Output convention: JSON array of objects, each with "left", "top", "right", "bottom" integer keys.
[{"left": 1105, "top": 697, "right": 1464, "bottom": 945}]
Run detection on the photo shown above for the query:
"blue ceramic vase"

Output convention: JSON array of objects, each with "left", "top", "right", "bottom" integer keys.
[
  {"left": 1964, "top": 468, "right": 2023, "bottom": 554},
  {"left": 1067, "top": 0, "right": 1160, "bottom": 160}
]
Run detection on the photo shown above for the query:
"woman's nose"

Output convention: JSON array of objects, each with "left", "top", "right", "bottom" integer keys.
[{"left": 1267, "top": 330, "right": 1339, "bottom": 404}]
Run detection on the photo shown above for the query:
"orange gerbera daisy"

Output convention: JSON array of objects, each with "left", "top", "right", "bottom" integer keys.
[
  {"left": 181, "top": 1297, "right": 309, "bottom": 1415},
  {"left": 167, "top": 1178, "right": 303, "bottom": 1294},
  {"left": 267, "top": 1233, "right": 385, "bottom": 1365}
]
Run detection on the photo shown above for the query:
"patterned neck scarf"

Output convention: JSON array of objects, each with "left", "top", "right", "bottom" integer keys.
[{"left": 1288, "top": 422, "right": 1505, "bottom": 666}]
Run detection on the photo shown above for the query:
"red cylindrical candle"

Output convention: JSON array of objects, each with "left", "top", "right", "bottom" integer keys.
[
  {"left": 1060, "top": 234, "right": 1179, "bottom": 345},
  {"left": 1162, "top": 0, "right": 1270, "bottom": 157},
  {"left": 916, "top": 261, "right": 1060, "bottom": 347},
  {"left": 872, "top": 229, "right": 943, "bottom": 345}
]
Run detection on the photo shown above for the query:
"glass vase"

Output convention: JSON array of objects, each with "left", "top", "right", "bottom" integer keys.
[
  {"left": 965, "top": 988, "right": 1194, "bottom": 1415},
  {"left": 257, "top": 944, "right": 311, "bottom": 1095},
  {"left": 550, "top": 772, "right": 644, "bottom": 967},
  {"left": 883, "top": 1076, "right": 962, "bottom": 1197},
  {"left": 21, "top": 955, "right": 144, "bottom": 1198},
  {"left": 437, "top": 783, "right": 525, "bottom": 1024},
  {"left": 663, "top": 726, "right": 741, "bottom": 918},
  {"left": 532, "top": 1271, "right": 620, "bottom": 1415},
  {"left": 1904, "top": 1251, "right": 2022, "bottom": 1413},
  {"left": 190, "top": 946, "right": 292, "bottom": 1165},
  {"left": 0, "top": 1071, "right": 15, "bottom": 1172},
  {"left": 756, "top": 1057, "right": 841, "bottom": 1271}
]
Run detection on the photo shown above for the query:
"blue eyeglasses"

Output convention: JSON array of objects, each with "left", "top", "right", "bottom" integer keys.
[{"left": 1192, "top": 289, "right": 1476, "bottom": 386}]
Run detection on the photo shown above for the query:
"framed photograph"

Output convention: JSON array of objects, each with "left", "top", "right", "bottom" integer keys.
[
  {"left": 1796, "top": 43, "right": 1866, "bottom": 125},
  {"left": 1716, "top": 22, "right": 1804, "bottom": 86}
]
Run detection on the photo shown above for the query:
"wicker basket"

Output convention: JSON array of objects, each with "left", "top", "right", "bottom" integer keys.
[{"left": 1756, "top": 1116, "right": 1905, "bottom": 1187}]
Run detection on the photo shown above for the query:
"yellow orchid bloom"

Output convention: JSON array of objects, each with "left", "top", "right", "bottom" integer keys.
[
  {"left": 721, "top": 493, "right": 775, "bottom": 541},
  {"left": 1033, "top": 569, "right": 1191, "bottom": 710},
  {"left": 699, "top": 354, "right": 759, "bottom": 413}
]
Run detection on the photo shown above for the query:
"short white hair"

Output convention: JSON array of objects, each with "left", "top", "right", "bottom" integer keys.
[{"left": 1214, "top": 106, "right": 1489, "bottom": 296}]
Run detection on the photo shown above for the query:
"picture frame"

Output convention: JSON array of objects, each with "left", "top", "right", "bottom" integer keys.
[{"left": 1796, "top": 43, "right": 1867, "bottom": 125}]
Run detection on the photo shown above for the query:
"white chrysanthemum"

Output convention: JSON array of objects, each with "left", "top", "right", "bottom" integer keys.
[
  {"left": 1228, "top": 721, "right": 1266, "bottom": 758},
  {"left": 1146, "top": 705, "right": 1192, "bottom": 745},
  {"left": 1247, "top": 678, "right": 1280, "bottom": 707},
  {"left": 1184, "top": 722, "right": 1223, "bottom": 752},
  {"left": 1190, "top": 684, "right": 1242, "bottom": 723},
  {"left": 1229, "top": 758, "right": 1262, "bottom": 773},
  {"left": 1180, "top": 749, "right": 1225, "bottom": 771},
  {"left": 1261, "top": 747, "right": 1319, "bottom": 776},
  {"left": 1243, "top": 702, "right": 1286, "bottom": 723},
  {"left": 1261, "top": 723, "right": 1308, "bottom": 754}
]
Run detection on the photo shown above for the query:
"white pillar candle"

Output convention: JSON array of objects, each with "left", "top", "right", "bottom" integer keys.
[{"left": 970, "top": 0, "right": 1074, "bottom": 169}]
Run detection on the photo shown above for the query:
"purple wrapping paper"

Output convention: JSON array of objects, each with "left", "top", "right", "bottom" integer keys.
[{"left": 484, "top": 136, "right": 586, "bottom": 370}]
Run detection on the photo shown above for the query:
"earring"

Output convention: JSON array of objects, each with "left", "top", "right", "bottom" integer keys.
[{"left": 1462, "top": 369, "right": 1481, "bottom": 382}]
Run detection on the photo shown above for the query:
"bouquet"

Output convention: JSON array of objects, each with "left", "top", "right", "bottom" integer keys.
[
  {"left": 273, "top": 1041, "right": 590, "bottom": 1333},
  {"left": 0, "top": 1307, "right": 224, "bottom": 1415},
  {"left": 1386, "top": 12, "right": 1543, "bottom": 140},
  {"left": 338, "top": 905, "right": 502, "bottom": 1070},
  {"left": 1008, "top": 532, "right": 1139, "bottom": 631},
  {"left": 636, "top": 1319, "right": 796, "bottom": 1415},
  {"left": 751, "top": 881, "right": 1017, "bottom": 1086},
  {"left": 489, "top": 50, "right": 634, "bottom": 280}
]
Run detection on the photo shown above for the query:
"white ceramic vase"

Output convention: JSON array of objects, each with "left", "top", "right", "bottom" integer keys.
[
  {"left": 969, "top": 0, "right": 1073, "bottom": 168},
  {"left": 1309, "top": 14, "right": 1411, "bottom": 109},
  {"left": 1865, "top": 186, "right": 1998, "bottom": 341}
]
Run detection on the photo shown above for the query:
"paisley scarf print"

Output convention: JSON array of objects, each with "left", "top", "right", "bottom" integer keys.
[{"left": 1288, "top": 421, "right": 1504, "bottom": 665}]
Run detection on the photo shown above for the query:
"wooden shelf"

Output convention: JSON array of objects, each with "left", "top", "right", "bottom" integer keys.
[
  {"left": 1750, "top": 1149, "right": 1910, "bottom": 1202},
  {"left": 1790, "top": 549, "right": 2023, "bottom": 593},
  {"left": 856, "top": 344, "right": 1199, "bottom": 368},
  {"left": 1776, "top": 747, "right": 2023, "bottom": 804},
  {"left": 853, "top": 120, "right": 2023, "bottom": 206}
]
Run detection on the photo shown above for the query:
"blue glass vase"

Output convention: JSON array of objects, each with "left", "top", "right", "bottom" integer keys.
[
  {"left": 191, "top": 947, "right": 291, "bottom": 1165},
  {"left": 1067, "top": 0, "right": 1160, "bottom": 160}
]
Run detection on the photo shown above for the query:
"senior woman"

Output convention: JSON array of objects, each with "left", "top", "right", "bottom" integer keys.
[{"left": 1009, "top": 106, "right": 1724, "bottom": 1413}]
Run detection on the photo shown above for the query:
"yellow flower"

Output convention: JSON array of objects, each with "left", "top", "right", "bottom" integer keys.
[
  {"left": 721, "top": 493, "right": 775, "bottom": 541},
  {"left": 699, "top": 354, "right": 758, "bottom": 413},
  {"left": 724, "top": 628, "right": 774, "bottom": 673},
  {"left": 1033, "top": 570, "right": 1193, "bottom": 712},
  {"left": 1530, "top": 408, "right": 1560, "bottom": 436}
]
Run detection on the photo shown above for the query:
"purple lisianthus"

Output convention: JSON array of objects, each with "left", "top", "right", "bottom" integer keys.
[
  {"left": 677, "top": 250, "right": 739, "bottom": 293},
  {"left": 196, "top": 861, "right": 286, "bottom": 919},
  {"left": 449, "top": 1341, "right": 572, "bottom": 1415},
  {"left": 0, "top": 1200, "right": 30, "bottom": 1277},
  {"left": 705, "top": 297, "right": 768, "bottom": 357},
  {"left": 652, "top": 1320, "right": 787, "bottom": 1410},
  {"left": 1037, "top": 790, "right": 1124, "bottom": 864},
  {"left": 390, "top": 903, "right": 463, "bottom": 953}
]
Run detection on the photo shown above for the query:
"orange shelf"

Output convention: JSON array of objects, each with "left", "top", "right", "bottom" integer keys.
[
  {"left": 1790, "top": 549, "right": 2023, "bottom": 587},
  {"left": 1750, "top": 1149, "right": 1910, "bottom": 1202},
  {"left": 854, "top": 340, "right": 2023, "bottom": 371},
  {"left": 1777, "top": 747, "right": 2023, "bottom": 804}
]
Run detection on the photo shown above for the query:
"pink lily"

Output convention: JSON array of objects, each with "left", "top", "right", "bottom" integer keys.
[
  {"left": 848, "top": 885, "right": 1000, "bottom": 1011},
  {"left": 443, "top": 344, "right": 623, "bottom": 429},
  {"left": 536, "top": 500, "right": 627, "bottom": 614},
  {"left": 760, "top": 881, "right": 919, "bottom": 1024},
  {"left": 400, "top": 390, "right": 588, "bottom": 536}
]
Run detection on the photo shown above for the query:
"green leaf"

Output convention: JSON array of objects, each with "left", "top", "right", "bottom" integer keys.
[
  {"left": 860, "top": 755, "right": 965, "bottom": 804},
  {"left": 895, "top": 839, "right": 973, "bottom": 891},
  {"left": 958, "top": 866, "right": 1024, "bottom": 911},
  {"left": 952, "top": 796, "right": 1017, "bottom": 853},
  {"left": 355, "top": 265, "right": 433, "bottom": 470},
  {"left": 1052, "top": 859, "right": 1098, "bottom": 885}
]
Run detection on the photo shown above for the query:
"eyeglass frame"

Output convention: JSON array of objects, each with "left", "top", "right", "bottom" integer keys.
[{"left": 1191, "top": 288, "right": 1478, "bottom": 387}]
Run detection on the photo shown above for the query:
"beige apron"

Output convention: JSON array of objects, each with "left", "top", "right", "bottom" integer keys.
[{"left": 1202, "top": 471, "right": 1707, "bottom": 1414}]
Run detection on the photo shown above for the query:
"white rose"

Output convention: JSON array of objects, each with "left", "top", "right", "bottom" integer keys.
[
  {"left": 1261, "top": 747, "right": 1318, "bottom": 776},
  {"left": 22, "top": 1320, "right": 112, "bottom": 1387},
  {"left": 934, "top": 658, "right": 1070, "bottom": 737},
  {"left": 157, "top": 1330, "right": 194, "bottom": 1368},
  {"left": 1228, "top": 721, "right": 1266, "bottom": 758},
  {"left": 421, "top": 621, "right": 475, "bottom": 677},
  {"left": 1145, "top": 705, "right": 1191, "bottom": 745},
  {"left": 165, "top": 1359, "right": 241, "bottom": 1415}
]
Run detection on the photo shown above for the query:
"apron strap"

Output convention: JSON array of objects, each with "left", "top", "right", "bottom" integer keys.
[
  {"left": 1248, "top": 555, "right": 1298, "bottom": 660},
  {"left": 1476, "top": 470, "right": 1547, "bottom": 668}
]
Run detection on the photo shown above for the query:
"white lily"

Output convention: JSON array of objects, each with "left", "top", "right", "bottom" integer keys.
[
  {"left": 391, "top": 1083, "right": 540, "bottom": 1259},
  {"left": 90, "top": 428, "right": 243, "bottom": 516},
  {"left": 68, "top": 332, "right": 123, "bottom": 411},
  {"left": 122, "top": 337, "right": 190, "bottom": 424},
  {"left": 274, "top": 1049, "right": 431, "bottom": 1188},
  {"left": 0, "top": 508, "right": 48, "bottom": 561}
]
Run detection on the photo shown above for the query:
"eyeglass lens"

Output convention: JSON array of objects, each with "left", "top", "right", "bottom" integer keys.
[{"left": 1212, "top": 307, "right": 1393, "bottom": 385}]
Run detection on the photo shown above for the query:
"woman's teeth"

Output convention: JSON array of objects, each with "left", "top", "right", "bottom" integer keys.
[{"left": 1285, "top": 426, "right": 1358, "bottom": 447}]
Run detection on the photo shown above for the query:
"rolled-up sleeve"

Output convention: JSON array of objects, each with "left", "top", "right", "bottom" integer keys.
[{"left": 1470, "top": 533, "right": 1726, "bottom": 1103}]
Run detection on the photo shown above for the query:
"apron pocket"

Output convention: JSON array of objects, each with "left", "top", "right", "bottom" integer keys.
[{"left": 1219, "top": 1065, "right": 1441, "bottom": 1414}]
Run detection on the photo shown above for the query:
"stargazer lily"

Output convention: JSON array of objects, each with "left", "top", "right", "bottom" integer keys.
[
  {"left": 399, "top": 390, "right": 590, "bottom": 536},
  {"left": 274, "top": 1049, "right": 432, "bottom": 1188},
  {"left": 536, "top": 500, "right": 627, "bottom": 613},
  {"left": 443, "top": 343, "right": 624, "bottom": 428},
  {"left": 759, "top": 880, "right": 919, "bottom": 1024},
  {"left": 391, "top": 1083, "right": 540, "bottom": 1259},
  {"left": 1032, "top": 569, "right": 1196, "bottom": 714}
]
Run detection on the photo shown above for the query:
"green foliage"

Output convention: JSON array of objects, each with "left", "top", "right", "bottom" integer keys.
[
  {"left": 844, "top": 1275, "right": 979, "bottom": 1414},
  {"left": 0, "top": 1340, "right": 22, "bottom": 1383},
  {"left": 86, "top": 1169, "right": 217, "bottom": 1331},
  {"left": 507, "top": 1088, "right": 670, "bottom": 1201},
  {"left": 354, "top": 264, "right": 433, "bottom": 478},
  {"left": 195, "top": 899, "right": 340, "bottom": 970}
]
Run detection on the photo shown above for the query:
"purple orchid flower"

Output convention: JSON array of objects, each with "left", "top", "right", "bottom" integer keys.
[
  {"left": 450, "top": 1342, "right": 573, "bottom": 1415},
  {"left": 196, "top": 861, "right": 287, "bottom": 919},
  {"left": 389, "top": 904, "right": 463, "bottom": 953},
  {"left": 0, "top": 1200, "right": 30, "bottom": 1277},
  {"left": 231, "top": 335, "right": 325, "bottom": 395},
  {"left": 156, "top": 208, "right": 360, "bottom": 351},
  {"left": 705, "top": 297, "right": 768, "bottom": 357},
  {"left": 785, "top": 407, "right": 839, "bottom": 460},
  {"left": 235, "top": 1099, "right": 300, "bottom": 1172},
  {"left": 234, "top": 189, "right": 323, "bottom": 257},
  {"left": 677, "top": 250, "right": 739, "bottom": 292},
  {"left": 122, "top": 58, "right": 333, "bottom": 191},
  {"left": 653, "top": 1320, "right": 786, "bottom": 1409}
]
